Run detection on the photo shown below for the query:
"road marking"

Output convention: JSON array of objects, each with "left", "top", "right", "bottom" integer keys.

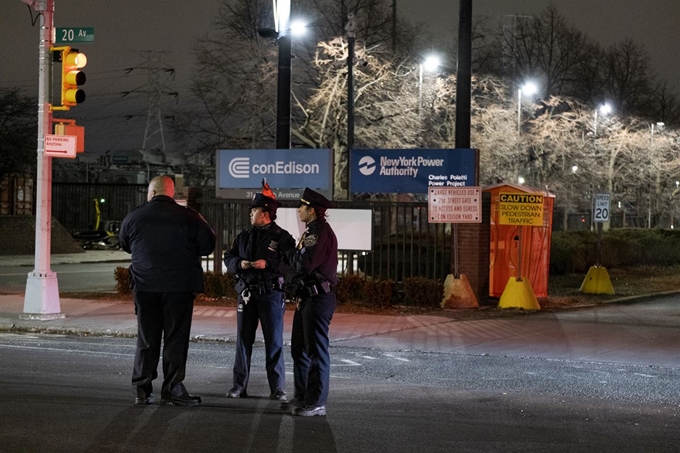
[
  {"left": 0, "top": 344, "right": 134, "bottom": 357},
  {"left": 339, "top": 359, "right": 362, "bottom": 366},
  {"left": 383, "top": 353, "right": 410, "bottom": 362},
  {"left": 362, "top": 355, "right": 377, "bottom": 360}
]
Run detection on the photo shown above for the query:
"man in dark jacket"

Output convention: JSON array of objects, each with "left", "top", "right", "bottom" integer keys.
[
  {"left": 224, "top": 189, "right": 295, "bottom": 400},
  {"left": 285, "top": 187, "right": 338, "bottom": 417},
  {"left": 119, "top": 175, "right": 215, "bottom": 407}
]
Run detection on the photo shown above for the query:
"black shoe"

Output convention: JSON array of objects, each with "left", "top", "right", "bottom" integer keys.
[
  {"left": 226, "top": 387, "right": 248, "bottom": 398},
  {"left": 135, "top": 383, "right": 155, "bottom": 405},
  {"left": 161, "top": 382, "right": 202, "bottom": 407},
  {"left": 269, "top": 390, "right": 287, "bottom": 401}
]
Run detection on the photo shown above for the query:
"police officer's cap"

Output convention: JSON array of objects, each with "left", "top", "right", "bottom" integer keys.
[
  {"left": 250, "top": 193, "right": 281, "bottom": 213},
  {"left": 299, "top": 187, "right": 332, "bottom": 213}
]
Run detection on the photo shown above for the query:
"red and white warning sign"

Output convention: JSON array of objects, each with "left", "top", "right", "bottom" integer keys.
[
  {"left": 44, "top": 134, "right": 77, "bottom": 158},
  {"left": 428, "top": 187, "right": 482, "bottom": 223}
]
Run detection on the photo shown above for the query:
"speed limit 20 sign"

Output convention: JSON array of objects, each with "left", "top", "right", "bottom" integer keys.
[{"left": 594, "top": 193, "right": 610, "bottom": 223}]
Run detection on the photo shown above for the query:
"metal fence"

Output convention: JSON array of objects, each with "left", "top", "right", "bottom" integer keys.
[
  {"left": 196, "top": 198, "right": 452, "bottom": 282},
  {"left": 53, "top": 183, "right": 147, "bottom": 233}
]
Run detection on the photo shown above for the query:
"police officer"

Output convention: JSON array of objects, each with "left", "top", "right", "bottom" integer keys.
[
  {"left": 224, "top": 189, "right": 295, "bottom": 400},
  {"left": 285, "top": 187, "right": 338, "bottom": 417},
  {"left": 119, "top": 176, "right": 215, "bottom": 406}
]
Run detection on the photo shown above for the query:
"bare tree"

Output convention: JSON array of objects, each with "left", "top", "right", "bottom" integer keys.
[{"left": 0, "top": 88, "right": 37, "bottom": 183}]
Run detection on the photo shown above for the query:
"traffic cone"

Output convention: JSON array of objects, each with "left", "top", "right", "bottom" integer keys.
[
  {"left": 498, "top": 276, "right": 541, "bottom": 310},
  {"left": 579, "top": 266, "right": 615, "bottom": 295},
  {"left": 441, "top": 274, "right": 478, "bottom": 308}
]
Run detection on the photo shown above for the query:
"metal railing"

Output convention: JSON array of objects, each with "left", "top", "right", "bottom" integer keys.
[
  {"left": 196, "top": 198, "right": 451, "bottom": 282},
  {"left": 53, "top": 183, "right": 147, "bottom": 233}
]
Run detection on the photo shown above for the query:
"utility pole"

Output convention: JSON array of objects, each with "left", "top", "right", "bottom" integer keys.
[
  {"left": 455, "top": 0, "right": 472, "bottom": 149},
  {"left": 22, "top": 0, "right": 64, "bottom": 319},
  {"left": 275, "top": 0, "right": 292, "bottom": 150}
]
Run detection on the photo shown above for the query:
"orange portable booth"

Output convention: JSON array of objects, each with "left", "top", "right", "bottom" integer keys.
[{"left": 485, "top": 183, "right": 554, "bottom": 298}]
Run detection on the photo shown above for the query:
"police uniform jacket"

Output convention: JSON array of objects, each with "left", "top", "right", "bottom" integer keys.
[
  {"left": 288, "top": 219, "right": 338, "bottom": 287},
  {"left": 224, "top": 222, "right": 295, "bottom": 285},
  {"left": 119, "top": 195, "right": 216, "bottom": 293}
]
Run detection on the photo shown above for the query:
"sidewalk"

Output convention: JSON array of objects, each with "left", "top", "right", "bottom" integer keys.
[{"left": 2, "top": 252, "right": 680, "bottom": 367}]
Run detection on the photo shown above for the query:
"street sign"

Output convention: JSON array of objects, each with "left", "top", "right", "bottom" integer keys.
[
  {"left": 55, "top": 28, "right": 94, "bottom": 44},
  {"left": 594, "top": 193, "right": 611, "bottom": 223},
  {"left": 44, "top": 134, "right": 76, "bottom": 158},
  {"left": 498, "top": 192, "right": 544, "bottom": 226},
  {"left": 428, "top": 187, "right": 482, "bottom": 223}
]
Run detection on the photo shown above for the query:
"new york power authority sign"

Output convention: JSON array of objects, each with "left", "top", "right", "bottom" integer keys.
[
  {"left": 498, "top": 192, "right": 544, "bottom": 226},
  {"left": 428, "top": 187, "right": 481, "bottom": 223},
  {"left": 350, "top": 148, "right": 478, "bottom": 194}
]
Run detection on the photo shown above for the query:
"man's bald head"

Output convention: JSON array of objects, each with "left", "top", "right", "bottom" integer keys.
[{"left": 147, "top": 176, "right": 175, "bottom": 201}]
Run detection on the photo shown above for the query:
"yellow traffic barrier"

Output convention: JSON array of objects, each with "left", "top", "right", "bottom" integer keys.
[
  {"left": 441, "top": 274, "right": 478, "bottom": 309},
  {"left": 498, "top": 276, "right": 541, "bottom": 310},
  {"left": 579, "top": 266, "right": 615, "bottom": 295}
]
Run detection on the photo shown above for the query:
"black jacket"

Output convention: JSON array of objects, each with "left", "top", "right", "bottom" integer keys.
[
  {"left": 119, "top": 196, "right": 215, "bottom": 292},
  {"left": 287, "top": 219, "right": 338, "bottom": 286},
  {"left": 224, "top": 222, "right": 295, "bottom": 284}
]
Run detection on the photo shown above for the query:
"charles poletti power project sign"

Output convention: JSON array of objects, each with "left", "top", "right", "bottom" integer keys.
[
  {"left": 216, "top": 149, "right": 333, "bottom": 199},
  {"left": 350, "top": 148, "right": 477, "bottom": 194}
]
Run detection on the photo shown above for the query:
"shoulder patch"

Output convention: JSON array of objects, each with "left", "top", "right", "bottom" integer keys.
[{"left": 303, "top": 234, "right": 318, "bottom": 247}]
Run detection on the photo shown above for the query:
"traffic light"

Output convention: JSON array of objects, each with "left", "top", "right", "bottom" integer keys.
[{"left": 52, "top": 46, "right": 87, "bottom": 111}]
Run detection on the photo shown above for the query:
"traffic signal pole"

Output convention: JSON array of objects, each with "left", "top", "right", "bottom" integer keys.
[{"left": 22, "top": 0, "right": 63, "bottom": 319}]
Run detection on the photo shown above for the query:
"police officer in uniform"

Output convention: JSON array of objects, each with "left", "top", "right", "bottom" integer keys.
[
  {"left": 119, "top": 176, "right": 215, "bottom": 406},
  {"left": 224, "top": 187, "right": 295, "bottom": 400},
  {"left": 285, "top": 187, "right": 338, "bottom": 417}
]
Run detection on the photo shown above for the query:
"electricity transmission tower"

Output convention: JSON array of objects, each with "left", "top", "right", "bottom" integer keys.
[{"left": 123, "top": 51, "right": 177, "bottom": 158}]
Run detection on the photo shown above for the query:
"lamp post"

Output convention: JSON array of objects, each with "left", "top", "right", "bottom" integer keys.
[
  {"left": 517, "top": 82, "right": 537, "bottom": 135},
  {"left": 418, "top": 55, "right": 440, "bottom": 115},
  {"left": 651, "top": 121, "right": 665, "bottom": 147},
  {"left": 593, "top": 103, "right": 612, "bottom": 137},
  {"left": 22, "top": 0, "right": 64, "bottom": 319}
]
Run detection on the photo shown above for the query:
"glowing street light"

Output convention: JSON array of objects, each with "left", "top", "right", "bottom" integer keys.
[
  {"left": 290, "top": 20, "right": 307, "bottom": 37},
  {"left": 419, "top": 55, "right": 441, "bottom": 114},
  {"left": 517, "top": 82, "right": 538, "bottom": 135},
  {"left": 593, "top": 103, "right": 612, "bottom": 137}
]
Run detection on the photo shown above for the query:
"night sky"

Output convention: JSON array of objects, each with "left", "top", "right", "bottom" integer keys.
[{"left": 1, "top": 0, "right": 678, "bottom": 155}]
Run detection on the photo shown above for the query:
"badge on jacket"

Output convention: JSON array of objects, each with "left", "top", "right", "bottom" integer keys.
[
  {"left": 268, "top": 240, "right": 279, "bottom": 251},
  {"left": 303, "top": 234, "right": 318, "bottom": 247}
]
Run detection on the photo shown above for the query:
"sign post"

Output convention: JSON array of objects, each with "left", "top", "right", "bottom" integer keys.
[
  {"left": 580, "top": 193, "right": 615, "bottom": 295},
  {"left": 427, "top": 187, "right": 481, "bottom": 308},
  {"left": 22, "top": 0, "right": 64, "bottom": 319},
  {"left": 495, "top": 192, "right": 543, "bottom": 310}
]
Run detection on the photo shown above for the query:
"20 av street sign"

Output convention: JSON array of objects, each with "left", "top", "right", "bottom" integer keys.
[{"left": 55, "top": 28, "right": 94, "bottom": 44}]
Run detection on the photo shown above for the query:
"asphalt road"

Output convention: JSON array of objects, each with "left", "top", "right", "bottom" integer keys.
[
  {"left": 0, "top": 262, "right": 124, "bottom": 294},
  {"left": 1, "top": 334, "right": 678, "bottom": 452}
]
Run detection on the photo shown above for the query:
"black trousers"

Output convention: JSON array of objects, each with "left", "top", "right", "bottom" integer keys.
[
  {"left": 132, "top": 291, "right": 195, "bottom": 396},
  {"left": 232, "top": 291, "right": 286, "bottom": 393},
  {"left": 291, "top": 291, "right": 336, "bottom": 406}
]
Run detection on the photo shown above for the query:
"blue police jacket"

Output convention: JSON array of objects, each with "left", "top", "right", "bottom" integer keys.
[{"left": 224, "top": 222, "right": 295, "bottom": 284}]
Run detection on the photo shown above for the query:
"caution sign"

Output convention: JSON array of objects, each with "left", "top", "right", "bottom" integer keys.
[{"left": 498, "top": 192, "right": 544, "bottom": 226}]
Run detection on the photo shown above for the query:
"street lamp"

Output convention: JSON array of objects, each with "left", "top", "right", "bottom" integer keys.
[
  {"left": 517, "top": 82, "right": 538, "bottom": 135},
  {"left": 257, "top": 0, "right": 294, "bottom": 150},
  {"left": 418, "top": 55, "right": 441, "bottom": 115},
  {"left": 518, "top": 176, "right": 525, "bottom": 184},
  {"left": 593, "top": 103, "right": 612, "bottom": 137},
  {"left": 651, "top": 121, "right": 665, "bottom": 146}
]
